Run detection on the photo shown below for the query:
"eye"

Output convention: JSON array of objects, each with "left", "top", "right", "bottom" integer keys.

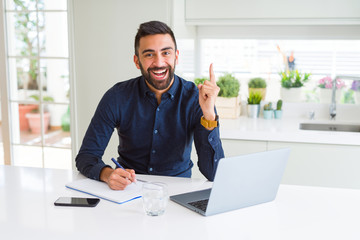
[
  {"left": 163, "top": 51, "right": 170, "bottom": 56},
  {"left": 145, "top": 53, "right": 153, "bottom": 58}
]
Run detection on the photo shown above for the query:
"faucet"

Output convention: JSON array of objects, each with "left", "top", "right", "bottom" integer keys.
[
  {"left": 329, "top": 78, "right": 336, "bottom": 120},
  {"left": 330, "top": 75, "right": 360, "bottom": 120}
]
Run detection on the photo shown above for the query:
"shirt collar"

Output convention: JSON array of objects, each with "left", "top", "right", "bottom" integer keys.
[{"left": 139, "top": 75, "right": 179, "bottom": 100}]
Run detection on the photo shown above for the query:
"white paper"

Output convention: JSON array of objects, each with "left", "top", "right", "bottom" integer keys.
[{"left": 66, "top": 178, "right": 143, "bottom": 204}]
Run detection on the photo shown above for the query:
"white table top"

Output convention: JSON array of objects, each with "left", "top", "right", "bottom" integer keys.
[{"left": 1, "top": 165, "right": 360, "bottom": 240}]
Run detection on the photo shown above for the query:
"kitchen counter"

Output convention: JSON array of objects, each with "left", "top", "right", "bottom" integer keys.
[{"left": 219, "top": 117, "right": 360, "bottom": 146}]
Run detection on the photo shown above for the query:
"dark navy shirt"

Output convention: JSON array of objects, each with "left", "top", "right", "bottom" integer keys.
[{"left": 75, "top": 75, "right": 224, "bottom": 181}]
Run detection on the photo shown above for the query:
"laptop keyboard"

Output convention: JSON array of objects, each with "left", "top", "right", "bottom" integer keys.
[{"left": 188, "top": 199, "right": 209, "bottom": 212}]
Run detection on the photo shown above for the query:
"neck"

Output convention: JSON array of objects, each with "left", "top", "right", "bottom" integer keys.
[{"left": 145, "top": 78, "right": 174, "bottom": 105}]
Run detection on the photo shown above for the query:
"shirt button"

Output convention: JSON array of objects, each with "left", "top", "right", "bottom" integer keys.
[
  {"left": 154, "top": 129, "right": 158, "bottom": 134},
  {"left": 149, "top": 168, "right": 153, "bottom": 172},
  {"left": 209, "top": 138, "right": 213, "bottom": 142},
  {"left": 152, "top": 150, "right": 156, "bottom": 154},
  {"left": 157, "top": 108, "right": 160, "bottom": 111}
]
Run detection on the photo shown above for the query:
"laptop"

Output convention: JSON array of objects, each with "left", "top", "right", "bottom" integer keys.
[{"left": 170, "top": 148, "right": 290, "bottom": 216}]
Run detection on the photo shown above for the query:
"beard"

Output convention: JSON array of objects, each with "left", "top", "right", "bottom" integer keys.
[{"left": 139, "top": 60, "right": 176, "bottom": 90}]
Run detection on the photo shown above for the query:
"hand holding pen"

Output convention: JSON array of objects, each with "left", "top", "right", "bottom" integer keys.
[
  {"left": 100, "top": 158, "right": 137, "bottom": 190},
  {"left": 111, "top": 157, "right": 137, "bottom": 182}
]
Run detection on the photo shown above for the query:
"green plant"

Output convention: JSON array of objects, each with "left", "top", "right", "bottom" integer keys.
[
  {"left": 29, "top": 94, "right": 54, "bottom": 102},
  {"left": 280, "top": 70, "right": 311, "bottom": 89},
  {"left": 248, "top": 77, "right": 267, "bottom": 88},
  {"left": 29, "top": 94, "right": 54, "bottom": 113},
  {"left": 343, "top": 89, "right": 355, "bottom": 104},
  {"left": 194, "top": 77, "right": 208, "bottom": 86},
  {"left": 276, "top": 99, "right": 283, "bottom": 110},
  {"left": 217, "top": 73, "right": 240, "bottom": 98},
  {"left": 264, "top": 102, "right": 273, "bottom": 111},
  {"left": 247, "top": 91, "right": 262, "bottom": 105},
  {"left": 61, "top": 106, "right": 71, "bottom": 132}
]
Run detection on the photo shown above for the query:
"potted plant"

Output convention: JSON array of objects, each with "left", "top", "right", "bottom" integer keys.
[
  {"left": 274, "top": 99, "right": 283, "bottom": 119},
  {"left": 279, "top": 70, "right": 311, "bottom": 102},
  {"left": 263, "top": 102, "right": 273, "bottom": 119},
  {"left": 248, "top": 77, "right": 267, "bottom": 100},
  {"left": 214, "top": 73, "right": 241, "bottom": 118},
  {"left": 19, "top": 103, "right": 38, "bottom": 131},
  {"left": 318, "top": 76, "right": 345, "bottom": 103},
  {"left": 25, "top": 94, "right": 54, "bottom": 134},
  {"left": 351, "top": 80, "right": 360, "bottom": 104},
  {"left": 247, "top": 91, "right": 262, "bottom": 118},
  {"left": 194, "top": 77, "right": 208, "bottom": 86}
]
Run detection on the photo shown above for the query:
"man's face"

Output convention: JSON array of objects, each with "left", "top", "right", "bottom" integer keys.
[{"left": 134, "top": 34, "right": 179, "bottom": 90}]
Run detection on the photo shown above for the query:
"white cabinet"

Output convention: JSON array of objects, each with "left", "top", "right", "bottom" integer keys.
[
  {"left": 191, "top": 139, "right": 267, "bottom": 179},
  {"left": 221, "top": 139, "right": 267, "bottom": 157},
  {"left": 216, "top": 139, "right": 360, "bottom": 189},
  {"left": 185, "top": 0, "right": 360, "bottom": 25},
  {"left": 192, "top": 138, "right": 360, "bottom": 189},
  {"left": 268, "top": 141, "right": 360, "bottom": 189}
]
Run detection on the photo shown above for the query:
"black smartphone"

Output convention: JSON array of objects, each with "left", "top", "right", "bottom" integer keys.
[{"left": 54, "top": 197, "right": 100, "bottom": 207}]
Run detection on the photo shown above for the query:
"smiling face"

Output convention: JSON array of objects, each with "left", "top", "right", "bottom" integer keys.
[{"left": 134, "top": 34, "right": 179, "bottom": 91}]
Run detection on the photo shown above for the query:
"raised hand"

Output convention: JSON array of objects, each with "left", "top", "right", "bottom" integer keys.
[{"left": 197, "top": 63, "right": 220, "bottom": 122}]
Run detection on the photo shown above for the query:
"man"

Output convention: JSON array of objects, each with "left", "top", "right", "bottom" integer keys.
[{"left": 76, "top": 21, "right": 224, "bottom": 190}]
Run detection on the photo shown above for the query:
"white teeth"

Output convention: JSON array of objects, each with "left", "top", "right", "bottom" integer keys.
[{"left": 153, "top": 70, "right": 166, "bottom": 74}]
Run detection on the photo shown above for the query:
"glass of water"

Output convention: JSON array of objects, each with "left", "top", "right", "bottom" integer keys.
[{"left": 142, "top": 182, "right": 168, "bottom": 216}]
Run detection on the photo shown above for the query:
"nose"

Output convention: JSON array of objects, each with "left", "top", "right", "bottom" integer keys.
[{"left": 152, "top": 54, "right": 166, "bottom": 68}]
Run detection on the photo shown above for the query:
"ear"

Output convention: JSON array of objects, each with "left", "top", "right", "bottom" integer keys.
[
  {"left": 175, "top": 49, "right": 179, "bottom": 65},
  {"left": 134, "top": 55, "right": 140, "bottom": 69}
]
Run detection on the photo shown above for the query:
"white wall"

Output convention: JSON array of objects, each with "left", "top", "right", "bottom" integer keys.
[{"left": 72, "top": 0, "right": 172, "bottom": 168}]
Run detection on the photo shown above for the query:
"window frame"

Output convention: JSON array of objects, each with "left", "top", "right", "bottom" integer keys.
[
  {"left": 0, "top": 0, "right": 78, "bottom": 167},
  {"left": 186, "top": 25, "right": 360, "bottom": 103}
]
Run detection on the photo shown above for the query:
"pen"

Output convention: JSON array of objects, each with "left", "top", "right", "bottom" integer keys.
[
  {"left": 111, "top": 157, "right": 125, "bottom": 170},
  {"left": 111, "top": 158, "right": 147, "bottom": 183}
]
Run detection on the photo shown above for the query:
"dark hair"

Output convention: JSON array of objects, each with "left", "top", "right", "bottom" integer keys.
[{"left": 134, "top": 21, "right": 177, "bottom": 57}]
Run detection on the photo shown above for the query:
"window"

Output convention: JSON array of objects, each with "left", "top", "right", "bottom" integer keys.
[
  {"left": 177, "top": 38, "right": 360, "bottom": 104},
  {"left": 2, "top": 0, "right": 72, "bottom": 168}
]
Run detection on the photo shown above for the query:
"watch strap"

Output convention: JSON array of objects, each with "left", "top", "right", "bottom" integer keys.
[{"left": 200, "top": 115, "right": 218, "bottom": 128}]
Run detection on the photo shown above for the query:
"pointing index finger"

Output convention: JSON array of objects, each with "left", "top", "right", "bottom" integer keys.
[{"left": 209, "top": 63, "right": 215, "bottom": 83}]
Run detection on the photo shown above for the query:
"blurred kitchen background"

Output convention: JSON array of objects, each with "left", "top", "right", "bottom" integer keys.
[{"left": 0, "top": 0, "right": 359, "bottom": 189}]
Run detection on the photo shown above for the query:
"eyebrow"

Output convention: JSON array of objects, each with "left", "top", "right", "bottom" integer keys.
[{"left": 141, "top": 47, "right": 174, "bottom": 55}]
